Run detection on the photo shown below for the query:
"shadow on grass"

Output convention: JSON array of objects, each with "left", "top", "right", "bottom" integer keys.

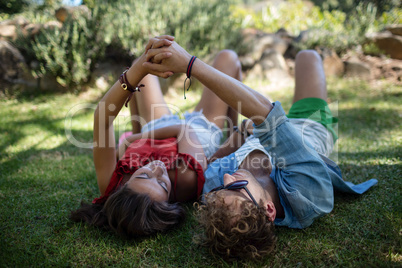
[{"left": 1, "top": 79, "right": 400, "bottom": 266}]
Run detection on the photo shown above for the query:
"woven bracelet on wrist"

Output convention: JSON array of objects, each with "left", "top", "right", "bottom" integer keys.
[
  {"left": 183, "top": 56, "right": 197, "bottom": 99},
  {"left": 119, "top": 68, "right": 144, "bottom": 107}
]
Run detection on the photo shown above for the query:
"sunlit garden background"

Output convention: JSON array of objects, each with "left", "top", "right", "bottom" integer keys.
[{"left": 0, "top": 0, "right": 401, "bottom": 266}]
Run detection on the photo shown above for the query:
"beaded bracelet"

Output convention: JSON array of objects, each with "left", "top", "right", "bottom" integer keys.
[{"left": 119, "top": 68, "right": 144, "bottom": 107}]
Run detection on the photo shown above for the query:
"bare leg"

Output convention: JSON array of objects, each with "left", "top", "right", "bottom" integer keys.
[
  {"left": 131, "top": 74, "right": 171, "bottom": 126},
  {"left": 128, "top": 95, "right": 141, "bottom": 133},
  {"left": 118, "top": 75, "right": 170, "bottom": 158},
  {"left": 293, "top": 50, "right": 327, "bottom": 103},
  {"left": 194, "top": 50, "right": 242, "bottom": 129}
]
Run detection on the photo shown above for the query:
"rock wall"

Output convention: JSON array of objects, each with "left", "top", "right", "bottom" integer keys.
[{"left": 238, "top": 26, "right": 402, "bottom": 85}]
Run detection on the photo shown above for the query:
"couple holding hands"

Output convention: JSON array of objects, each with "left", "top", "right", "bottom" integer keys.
[{"left": 71, "top": 35, "right": 377, "bottom": 260}]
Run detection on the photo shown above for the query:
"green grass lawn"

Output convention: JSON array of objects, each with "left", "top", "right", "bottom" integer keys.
[{"left": 0, "top": 77, "right": 401, "bottom": 267}]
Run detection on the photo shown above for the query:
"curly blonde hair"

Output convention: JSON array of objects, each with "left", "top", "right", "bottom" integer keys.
[{"left": 194, "top": 192, "right": 276, "bottom": 260}]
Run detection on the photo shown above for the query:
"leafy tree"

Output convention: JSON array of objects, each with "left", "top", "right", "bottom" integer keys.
[{"left": 310, "top": 0, "right": 401, "bottom": 14}]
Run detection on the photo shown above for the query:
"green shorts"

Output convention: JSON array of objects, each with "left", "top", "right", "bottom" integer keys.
[{"left": 287, "top": 98, "right": 338, "bottom": 142}]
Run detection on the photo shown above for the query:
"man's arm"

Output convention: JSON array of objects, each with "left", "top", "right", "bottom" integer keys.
[
  {"left": 143, "top": 41, "right": 274, "bottom": 125},
  {"left": 208, "top": 131, "right": 245, "bottom": 164},
  {"left": 253, "top": 102, "right": 334, "bottom": 228}
]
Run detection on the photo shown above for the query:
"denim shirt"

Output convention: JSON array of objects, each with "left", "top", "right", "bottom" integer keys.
[{"left": 203, "top": 101, "right": 378, "bottom": 229}]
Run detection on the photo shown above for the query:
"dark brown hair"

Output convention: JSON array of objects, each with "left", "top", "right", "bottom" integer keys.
[
  {"left": 70, "top": 185, "right": 185, "bottom": 237},
  {"left": 194, "top": 192, "right": 276, "bottom": 260}
]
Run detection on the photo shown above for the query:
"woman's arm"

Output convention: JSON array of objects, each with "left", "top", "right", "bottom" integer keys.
[
  {"left": 117, "top": 123, "right": 206, "bottom": 202},
  {"left": 207, "top": 119, "right": 252, "bottom": 163},
  {"left": 117, "top": 124, "right": 207, "bottom": 170},
  {"left": 94, "top": 37, "right": 175, "bottom": 195}
]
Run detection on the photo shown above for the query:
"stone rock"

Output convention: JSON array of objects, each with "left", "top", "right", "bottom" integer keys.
[
  {"left": 19, "top": 21, "right": 62, "bottom": 40},
  {"left": 247, "top": 57, "right": 292, "bottom": 85},
  {"left": 344, "top": 58, "right": 371, "bottom": 79},
  {"left": 360, "top": 54, "right": 402, "bottom": 84},
  {"left": 241, "top": 28, "right": 287, "bottom": 61},
  {"left": 43, "top": 21, "right": 63, "bottom": 30},
  {"left": 272, "top": 37, "right": 289, "bottom": 55},
  {"left": 366, "top": 31, "right": 402, "bottom": 60},
  {"left": 251, "top": 34, "right": 277, "bottom": 60},
  {"left": 295, "top": 29, "right": 324, "bottom": 43},
  {"left": 0, "top": 41, "right": 72, "bottom": 92},
  {"left": 317, "top": 48, "right": 345, "bottom": 77},
  {"left": 22, "top": 23, "right": 42, "bottom": 39},
  {"left": 55, "top": 7, "right": 69, "bottom": 22},
  {"left": 0, "top": 16, "right": 29, "bottom": 27},
  {"left": 247, "top": 63, "right": 264, "bottom": 80},
  {"left": 247, "top": 64, "right": 294, "bottom": 93},
  {"left": 239, "top": 56, "right": 255, "bottom": 70},
  {"left": 275, "top": 28, "right": 294, "bottom": 55},
  {"left": 0, "top": 25, "right": 17, "bottom": 40},
  {"left": 0, "top": 41, "right": 26, "bottom": 82},
  {"left": 263, "top": 69, "right": 294, "bottom": 87},
  {"left": 0, "top": 40, "right": 38, "bottom": 92},
  {"left": 260, "top": 49, "right": 288, "bottom": 71},
  {"left": 386, "top": 24, "right": 402, "bottom": 37},
  {"left": 55, "top": 5, "right": 91, "bottom": 23},
  {"left": 276, "top": 28, "right": 294, "bottom": 42}
]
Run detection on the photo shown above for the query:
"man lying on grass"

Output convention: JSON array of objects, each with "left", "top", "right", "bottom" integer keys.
[{"left": 144, "top": 40, "right": 378, "bottom": 260}]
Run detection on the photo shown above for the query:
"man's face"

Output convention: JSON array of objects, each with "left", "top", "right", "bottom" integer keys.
[{"left": 218, "top": 169, "right": 265, "bottom": 214}]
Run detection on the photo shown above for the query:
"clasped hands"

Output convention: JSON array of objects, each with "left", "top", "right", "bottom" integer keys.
[{"left": 141, "top": 35, "right": 192, "bottom": 78}]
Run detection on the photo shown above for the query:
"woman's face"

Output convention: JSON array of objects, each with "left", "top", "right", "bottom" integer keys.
[{"left": 126, "top": 160, "right": 171, "bottom": 202}]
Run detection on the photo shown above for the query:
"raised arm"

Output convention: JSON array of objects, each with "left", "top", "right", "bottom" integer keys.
[
  {"left": 143, "top": 41, "right": 274, "bottom": 125},
  {"left": 94, "top": 36, "right": 175, "bottom": 195}
]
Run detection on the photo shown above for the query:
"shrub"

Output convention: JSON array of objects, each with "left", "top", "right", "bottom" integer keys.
[
  {"left": 13, "top": 0, "right": 242, "bottom": 91},
  {"left": 298, "top": 2, "right": 401, "bottom": 54},
  {"left": 103, "top": 0, "right": 242, "bottom": 60},
  {"left": 15, "top": 4, "right": 112, "bottom": 90},
  {"left": 309, "top": 0, "right": 401, "bottom": 14},
  {"left": 232, "top": 0, "right": 402, "bottom": 55}
]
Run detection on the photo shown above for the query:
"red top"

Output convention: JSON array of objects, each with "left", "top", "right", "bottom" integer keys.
[{"left": 92, "top": 137, "right": 205, "bottom": 204}]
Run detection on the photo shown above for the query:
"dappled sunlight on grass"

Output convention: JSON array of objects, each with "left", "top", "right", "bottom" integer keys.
[
  {"left": 0, "top": 77, "right": 400, "bottom": 266},
  {"left": 6, "top": 130, "right": 66, "bottom": 154}
]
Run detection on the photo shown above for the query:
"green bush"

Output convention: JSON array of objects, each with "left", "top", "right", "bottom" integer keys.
[
  {"left": 298, "top": 2, "right": 401, "bottom": 54},
  {"left": 15, "top": 4, "right": 111, "bottom": 89},
  {"left": 309, "top": 0, "right": 401, "bottom": 14},
  {"left": 104, "top": 0, "right": 242, "bottom": 59},
  {"left": 232, "top": 0, "right": 401, "bottom": 55},
  {"left": 12, "top": 0, "right": 242, "bottom": 91}
]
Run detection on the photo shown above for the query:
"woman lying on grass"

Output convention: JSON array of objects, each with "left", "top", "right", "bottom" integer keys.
[{"left": 70, "top": 35, "right": 242, "bottom": 237}]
